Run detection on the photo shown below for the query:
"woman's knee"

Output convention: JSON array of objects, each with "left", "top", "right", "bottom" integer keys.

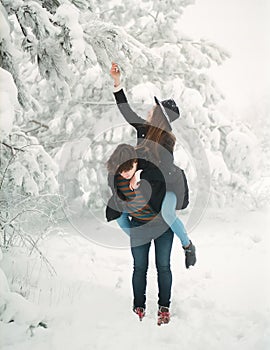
[{"left": 161, "top": 204, "right": 176, "bottom": 223}]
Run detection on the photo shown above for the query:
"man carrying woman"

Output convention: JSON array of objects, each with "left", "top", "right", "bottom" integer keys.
[{"left": 105, "top": 63, "right": 196, "bottom": 325}]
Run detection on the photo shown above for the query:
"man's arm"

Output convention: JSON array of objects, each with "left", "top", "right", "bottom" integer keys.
[{"left": 135, "top": 163, "right": 166, "bottom": 182}]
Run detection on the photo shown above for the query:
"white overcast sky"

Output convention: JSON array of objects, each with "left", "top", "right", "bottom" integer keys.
[{"left": 180, "top": 0, "right": 270, "bottom": 115}]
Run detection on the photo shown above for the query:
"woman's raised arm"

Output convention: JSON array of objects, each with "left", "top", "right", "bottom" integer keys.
[{"left": 110, "top": 62, "right": 146, "bottom": 129}]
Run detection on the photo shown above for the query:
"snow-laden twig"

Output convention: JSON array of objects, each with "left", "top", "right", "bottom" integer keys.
[
  {"left": 3, "top": 209, "right": 52, "bottom": 229},
  {"left": 1, "top": 142, "right": 25, "bottom": 153},
  {"left": 15, "top": 229, "right": 57, "bottom": 277},
  {"left": 24, "top": 119, "right": 49, "bottom": 134}
]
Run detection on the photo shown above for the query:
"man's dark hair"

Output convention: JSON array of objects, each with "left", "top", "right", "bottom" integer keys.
[{"left": 106, "top": 143, "right": 138, "bottom": 174}]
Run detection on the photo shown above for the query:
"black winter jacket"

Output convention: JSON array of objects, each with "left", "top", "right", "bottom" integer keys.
[
  {"left": 105, "top": 88, "right": 189, "bottom": 222},
  {"left": 105, "top": 160, "right": 166, "bottom": 222}
]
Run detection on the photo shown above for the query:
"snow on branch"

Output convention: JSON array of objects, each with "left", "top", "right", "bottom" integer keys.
[
  {"left": 83, "top": 20, "right": 159, "bottom": 74},
  {"left": 0, "top": 68, "right": 19, "bottom": 140},
  {"left": 53, "top": 2, "right": 85, "bottom": 62}
]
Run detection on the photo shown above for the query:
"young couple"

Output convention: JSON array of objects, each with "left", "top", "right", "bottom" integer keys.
[{"left": 105, "top": 62, "right": 196, "bottom": 325}]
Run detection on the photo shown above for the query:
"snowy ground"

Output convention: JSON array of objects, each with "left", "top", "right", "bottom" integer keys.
[{"left": 1, "top": 206, "right": 270, "bottom": 350}]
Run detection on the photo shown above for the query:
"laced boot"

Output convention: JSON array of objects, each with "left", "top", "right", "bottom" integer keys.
[
  {"left": 157, "top": 306, "right": 170, "bottom": 326},
  {"left": 133, "top": 306, "right": 145, "bottom": 321}
]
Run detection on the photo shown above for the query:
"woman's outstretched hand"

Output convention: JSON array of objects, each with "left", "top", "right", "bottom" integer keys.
[{"left": 110, "top": 62, "right": 121, "bottom": 87}]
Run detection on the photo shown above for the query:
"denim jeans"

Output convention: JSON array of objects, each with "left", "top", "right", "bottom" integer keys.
[
  {"left": 116, "top": 211, "right": 131, "bottom": 236},
  {"left": 117, "top": 191, "right": 190, "bottom": 247},
  {"left": 130, "top": 218, "right": 174, "bottom": 309},
  {"left": 161, "top": 191, "right": 190, "bottom": 247}
]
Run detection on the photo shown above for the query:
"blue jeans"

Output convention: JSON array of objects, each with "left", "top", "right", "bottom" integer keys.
[
  {"left": 161, "top": 191, "right": 190, "bottom": 247},
  {"left": 116, "top": 191, "right": 190, "bottom": 247},
  {"left": 116, "top": 211, "right": 131, "bottom": 236},
  {"left": 130, "top": 218, "right": 174, "bottom": 309}
]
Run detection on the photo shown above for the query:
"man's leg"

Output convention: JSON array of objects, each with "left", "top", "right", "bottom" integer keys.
[
  {"left": 154, "top": 228, "right": 174, "bottom": 308},
  {"left": 131, "top": 240, "right": 151, "bottom": 309}
]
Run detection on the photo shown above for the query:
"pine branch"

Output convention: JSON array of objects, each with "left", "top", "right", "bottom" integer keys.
[
  {"left": 0, "top": 147, "right": 21, "bottom": 191},
  {"left": 15, "top": 13, "right": 28, "bottom": 37},
  {"left": 40, "top": 0, "right": 60, "bottom": 14},
  {"left": 1, "top": 142, "right": 25, "bottom": 153},
  {"left": 24, "top": 120, "right": 49, "bottom": 134},
  {"left": 0, "top": 143, "right": 41, "bottom": 190},
  {"left": 3, "top": 209, "right": 52, "bottom": 228}
]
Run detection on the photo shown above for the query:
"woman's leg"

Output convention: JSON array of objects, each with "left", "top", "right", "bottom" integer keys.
[
  {"left": 116, "top": 212, "right": 131, "bottom": 236},
  {"left": 161, "top": 191, "right": 190, "bottom": 247},
  {"left": 154, "top": 228, "right": 174, "bottom": 308}
]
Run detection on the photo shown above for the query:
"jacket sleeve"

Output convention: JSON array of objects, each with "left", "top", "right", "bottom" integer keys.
[
  {"left": 140, "top": 167, "right": 165, "bottom": 182},
  {"left": 107, "top": 173, "right": 114, "bottom": 192},
  {"left": 113, "top": 88, "right": 146, "bottom": 129},
  {"left": 137, "top": 159, "right": 166, "bottom": 182}
]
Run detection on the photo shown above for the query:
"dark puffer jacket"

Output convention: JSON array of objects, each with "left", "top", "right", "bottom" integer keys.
[
  {"left": 105, "top": 88, "right": 189, "bottom": 222},
  {"left": 106, "top": 159, "right": 166, "bottom": 222}
]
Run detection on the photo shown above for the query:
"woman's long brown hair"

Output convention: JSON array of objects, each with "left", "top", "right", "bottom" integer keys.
[{"left": 136, "top": 105, "right": 176, "bottom": 163}]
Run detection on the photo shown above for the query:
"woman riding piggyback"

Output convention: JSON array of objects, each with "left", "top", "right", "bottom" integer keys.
[{"left": 107, "top": 62, "right": 196, "bottom": 269}]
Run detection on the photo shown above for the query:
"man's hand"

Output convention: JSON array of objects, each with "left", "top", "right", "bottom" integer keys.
[
  {"left": 129, "top": 174, "right": 140, "bottom": 191},
  {"left": 110, "top": 62, "right": 121, "bottom": 86}
]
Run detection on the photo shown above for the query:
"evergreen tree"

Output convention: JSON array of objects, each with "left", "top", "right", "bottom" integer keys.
[{"left": 0, "top": 0, "right": 260, "bottom": 221}]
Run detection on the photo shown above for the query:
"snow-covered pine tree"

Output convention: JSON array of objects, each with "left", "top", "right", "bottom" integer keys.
[
  {"left": 1, "top": 0, "right": 161, "bottom": 212},
  {"left": 0, "top": 0, "right": 67, "bottom": 246},
  {"left": 240, "top": 96, "right": 270, "bottom": 208},
  {"left": 0, "top": 67, "right": 60, "bottom": 252},
  {"left": 0, "top": 65, "right": 61, "bottom": 328},
  {"left": 0, "top": 0, "right": 261, "bottom": 216}
]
